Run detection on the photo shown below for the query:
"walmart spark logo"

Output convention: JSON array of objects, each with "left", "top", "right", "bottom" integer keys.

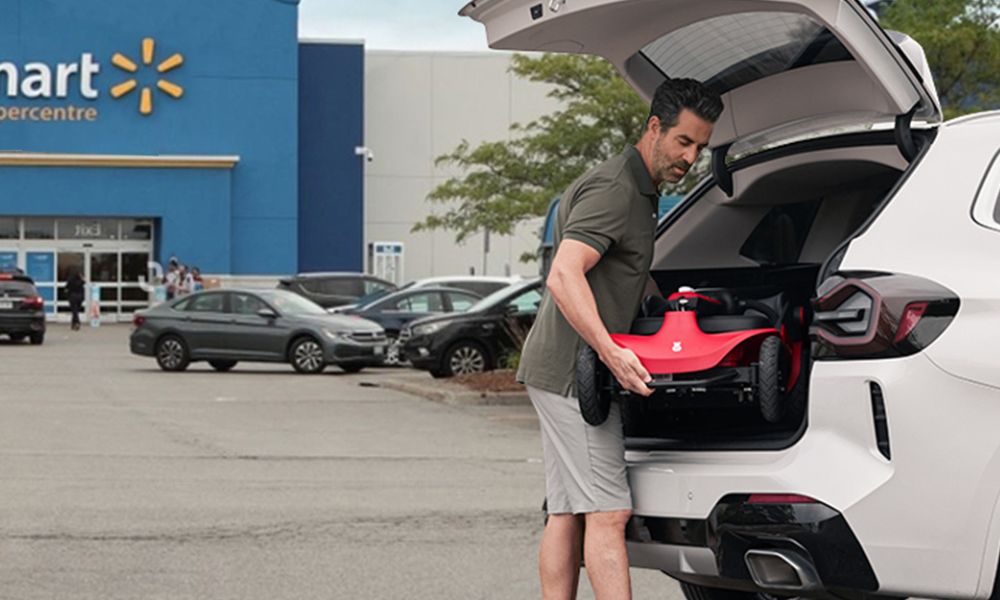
[{"left": 109, "top": 38, "right": 184, "bottom": 116}]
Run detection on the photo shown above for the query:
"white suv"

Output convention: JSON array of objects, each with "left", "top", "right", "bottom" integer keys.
[{"left": 464, "top": 1, "right": 1000, "bottom": 599}]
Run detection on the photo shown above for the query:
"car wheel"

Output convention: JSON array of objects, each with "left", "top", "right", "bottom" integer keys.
[
  {"left": 290, "top": 337, "right": 326, "bottom": 374},
  {"left": 155, "top": 335, "right": 190, "bottom": 372},
  {"left": 576, "top": 344, "right": 611, "bottom": 426},
  {"left": 29, "top": 333, "right": 44, "bottom": 345},
  {"left": 340, "top": 364, "right": 364, "bottom": 374},
  {"left": 443, "top": 341, "right": 489, "bottom": 376},
  {"left": 209, "top": 360, "right": 237, "bottom": 372},
  {"left": 758, "top": 335, "right": 784, "bottom": 424}
]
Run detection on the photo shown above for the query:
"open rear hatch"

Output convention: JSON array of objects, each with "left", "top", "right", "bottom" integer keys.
[
  {"left": 461, "top": 0, "right": 940, "bottom": 162},
  {"left": 462, "top": 0, "right": 942, "bottom": 448}
]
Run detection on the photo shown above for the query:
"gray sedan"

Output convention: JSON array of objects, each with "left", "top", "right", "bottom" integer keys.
[{"left": 130, "top": 289, "right": 387, "bottom": 374}]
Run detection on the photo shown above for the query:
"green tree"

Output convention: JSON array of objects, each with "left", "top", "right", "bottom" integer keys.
[
  {"left": 879, "top": 0, "right": 1000, "bottom": 119},
  {"left": 414, "top": 54, "right": 667, "bottom": 248}
]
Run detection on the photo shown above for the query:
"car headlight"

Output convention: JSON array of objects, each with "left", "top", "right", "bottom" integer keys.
[
  {"left": 323, "top": 329, "right": 352, "bottom": 340},
  {"left": 412, "top": 321, "right": 448, "bottom": 337}
]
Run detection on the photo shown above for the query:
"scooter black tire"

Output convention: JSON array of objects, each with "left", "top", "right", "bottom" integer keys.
[
  {"left": 758, "top": 335, "right": 784, "bottom": 424},
  {"left": 577, "top": 344, "right": 611, "bottom": 426}
]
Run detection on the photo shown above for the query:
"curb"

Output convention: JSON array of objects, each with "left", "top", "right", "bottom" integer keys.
[{"left": 374, "top": 377, "right": 530, "bottom": 407}]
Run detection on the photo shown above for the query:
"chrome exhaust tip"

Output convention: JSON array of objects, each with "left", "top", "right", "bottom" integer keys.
[{"left": 744, "top": 548, "right": 821, "bottom": 591}]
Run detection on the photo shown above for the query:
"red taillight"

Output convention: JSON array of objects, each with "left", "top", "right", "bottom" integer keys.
[
  {"left": 23, "top": 296, "right": 44, "bottom": 310},
  {"left": 893, "top": 301, "right": 929, "bottom": 343},
  {"left": 811, "top": 272, "right": 959, "bottom": 360},
  {"left": 132, "top": 314, "right": 146, "bottom": 327},
  {"left": 747, "top": 494, "right": 817, "bottom": 504}
]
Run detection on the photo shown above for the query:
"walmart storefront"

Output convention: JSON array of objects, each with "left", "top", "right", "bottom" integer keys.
[{"left": 0, "top": 0, "right": 363, "bottom": 317}]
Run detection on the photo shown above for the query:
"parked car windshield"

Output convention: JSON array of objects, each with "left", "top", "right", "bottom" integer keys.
[
  {"left": 468, "top": 281, "right": 537, "bottom": 313},
  {"left": 354, "top": 287, "right": 397, "bottom": 309},
  {"left": 258, "top": 290, "right": 326, "bottom": 315}
]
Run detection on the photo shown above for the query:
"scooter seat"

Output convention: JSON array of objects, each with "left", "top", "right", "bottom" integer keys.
[{"left": 698, "top": 314, "right": 773, "bottom": 334}]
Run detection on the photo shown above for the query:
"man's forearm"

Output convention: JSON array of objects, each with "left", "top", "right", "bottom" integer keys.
[{"left": 546, "top": 263, "right": 617, "bottom": 357}]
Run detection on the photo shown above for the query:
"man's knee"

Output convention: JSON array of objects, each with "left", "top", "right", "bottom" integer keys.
[{"left": 584, "top": 509, "right": 632, "bottom": 530}]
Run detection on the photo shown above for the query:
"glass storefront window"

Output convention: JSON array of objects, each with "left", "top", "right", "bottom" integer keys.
[
  {"left": 57, "top": 252, "right": 85, "bottom": 283},
  {"left": 0, "top": 218, "right": 18, "bottom": 239},
  {"left": 90, "top": 252, "right": 119, "bottom": 282},
  {"left": 120, "top": 219, "right": 153, "bottom": 240},
  {"left": 121, "top": 253, "right": 151, "bottom": 284},
  {"left": 57, "top": 218, "right": 118, "bottom": 240},
  {"left": 24, "top": 218, "right": 54, "bottom": 239},
  {"left": 99, "top": 286, "right": 119, "bottom": 302},
  {"left": 121, "top": 287, "right": 150, "bottom": 302}
]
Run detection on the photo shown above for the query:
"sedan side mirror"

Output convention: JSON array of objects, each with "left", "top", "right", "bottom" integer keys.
[
  {"left": 257, "top": 308, "right": 278, "bottom": 319},
  {"left": 504, "top": 304, "right": 519, "bottom": 316}
]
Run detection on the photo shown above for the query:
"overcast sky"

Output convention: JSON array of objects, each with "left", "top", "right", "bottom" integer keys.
[{"left": 298, "top": 0, "right": 491, "bottom": 51}]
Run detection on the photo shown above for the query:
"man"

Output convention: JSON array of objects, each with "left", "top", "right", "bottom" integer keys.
[{"left": 517, "top": 78, "right": 723, "bottom": 600}]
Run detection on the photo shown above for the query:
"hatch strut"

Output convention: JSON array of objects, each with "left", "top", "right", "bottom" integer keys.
[
  {"left": 712, "top": 143, "right": 733, "bottom": 198},
  {"left": 895, "top": 104, "right": 919, "bottom": 162}
]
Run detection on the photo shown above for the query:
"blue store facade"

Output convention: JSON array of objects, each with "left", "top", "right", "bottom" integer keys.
[{"left": 0, "top": 0, "right": 363, "bottom": 317}]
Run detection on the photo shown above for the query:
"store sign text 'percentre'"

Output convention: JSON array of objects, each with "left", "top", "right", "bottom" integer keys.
[{"left": 0, "top": 37, "right": 184, "bottom": 123}]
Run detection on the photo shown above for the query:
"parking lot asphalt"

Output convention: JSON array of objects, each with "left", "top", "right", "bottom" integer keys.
[{"left": 0, "top": 323, "right": 682, "bottom": 599}]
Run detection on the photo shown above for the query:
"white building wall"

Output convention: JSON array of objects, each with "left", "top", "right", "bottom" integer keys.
[{"left": 364, "top": 50, "right": 561, "bottom": 281}]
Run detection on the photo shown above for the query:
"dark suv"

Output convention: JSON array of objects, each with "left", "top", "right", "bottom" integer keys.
[
  {"left": 0, "top": 273, "right": 46, "bottom": 344},
  {"left": 400, "top": 278, "right": 542, "bottom": 377},
  {"left": 277, "top": 272, "right": 396, "bottom": 309}
]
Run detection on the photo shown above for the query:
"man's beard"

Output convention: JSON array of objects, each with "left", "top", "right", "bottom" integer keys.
[{"left": 661, "top": 161, "right": 688, "bottom": 183}]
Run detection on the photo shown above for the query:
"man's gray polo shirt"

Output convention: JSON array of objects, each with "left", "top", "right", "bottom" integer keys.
[{"left": 517, "top": 145, "right": 660, "bottom": 397}]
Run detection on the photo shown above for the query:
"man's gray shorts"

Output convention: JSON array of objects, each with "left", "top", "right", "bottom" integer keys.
[{"left": 527, "top": 385, "right": 632, "bottom": 515}]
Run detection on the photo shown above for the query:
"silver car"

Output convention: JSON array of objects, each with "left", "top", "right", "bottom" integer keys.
[{"left": 130, "top": 289, "right": 387, "bottom": 374}]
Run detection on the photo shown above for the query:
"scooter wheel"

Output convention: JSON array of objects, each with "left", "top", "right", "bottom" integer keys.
[
  {"left": 577, "top": 344, "right": 611, "bottom": 426},
  {"left": 758, "top": 335, "right": 784, "bottom": 423}
]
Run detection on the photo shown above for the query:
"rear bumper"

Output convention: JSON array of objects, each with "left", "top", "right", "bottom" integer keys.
[
  {"left": 129, "top": 328, "right": 155, "bottom": 356},
  {"left": 626, "top": 498, "right": 876, "bottom": 595},
  {"left": 0, "top": 313, "right": 45, "bottom": 334}
]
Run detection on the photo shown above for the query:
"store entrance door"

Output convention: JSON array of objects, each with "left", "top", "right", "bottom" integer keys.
[{"left": 54, "top": 247, "right": 153, "bottom": 320}]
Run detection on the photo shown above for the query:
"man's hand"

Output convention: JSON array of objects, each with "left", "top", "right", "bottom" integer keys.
[{"left": 598, "top": 345, "right": 653, "bottom": 397}]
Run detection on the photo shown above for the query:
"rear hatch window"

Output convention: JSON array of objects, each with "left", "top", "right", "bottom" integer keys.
[
  {"left": 641, "top": 12, "right": 851, "bottom": 96},
  {"left": 0, "top": 281, "right": 36, "bottom": 297}
]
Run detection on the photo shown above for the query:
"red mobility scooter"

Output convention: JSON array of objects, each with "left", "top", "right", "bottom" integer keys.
[{"left": 576, "top": 288, "right": 808, "bottom": 426}]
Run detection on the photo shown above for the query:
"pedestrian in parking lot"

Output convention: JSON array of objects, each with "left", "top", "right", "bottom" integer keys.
[
  {"left": 65, "top": 270, "right": 86, "bottom": 331},
  {"left": 517, "top": 78, "right": 722, "bottom": 600},
  {"left": 175, "top": 265, "right": 193, "bottom": 296},
  {"left": 164, "top": 259, "right": 179, "bottom": 300},
  {"left": 190, "top": 267, "right": 203, "bottom": 292}
]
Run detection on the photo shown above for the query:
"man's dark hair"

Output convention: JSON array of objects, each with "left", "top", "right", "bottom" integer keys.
[{"left": 646, "top": 78, "right": 723, "bottom": 133}]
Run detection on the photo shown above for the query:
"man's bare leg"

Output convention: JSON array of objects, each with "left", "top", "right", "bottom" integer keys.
[
  {"left": 583, "top": 509, "right": 632, "bottom": 600},
  {"left": 539, "top": 513, "right": 584, "bottom": 600}
]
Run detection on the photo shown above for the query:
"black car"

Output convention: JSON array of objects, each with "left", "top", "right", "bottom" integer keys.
[
  {"left": 340, "top": 286, "right": 483, "bottom": 364},
  {"left": 130, "top": 289, "right": 387, "bottom": 374},
  {"left": 0, "top": 273, "right": 46, "bottom": 344},
  {"left": 400, "top": 278, "right": 542, "bottom": 377},
  {"left": 277, "top": 272, "right": 396, "bottom": 309}
]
